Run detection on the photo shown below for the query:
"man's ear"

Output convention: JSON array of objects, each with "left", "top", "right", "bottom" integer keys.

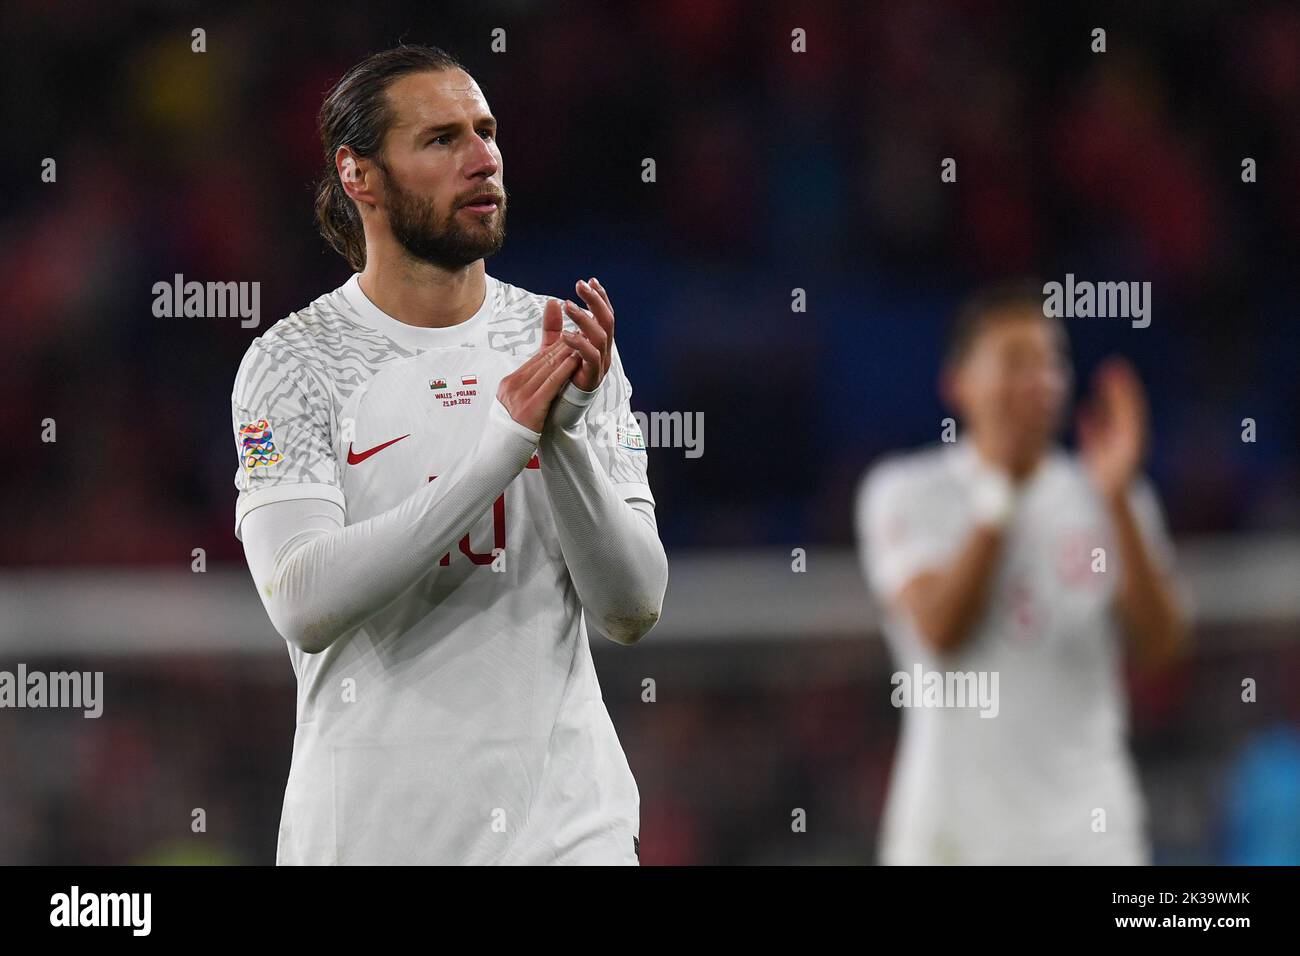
[{"left": 336, "top": 148, "right": 374, "bottom": 205}]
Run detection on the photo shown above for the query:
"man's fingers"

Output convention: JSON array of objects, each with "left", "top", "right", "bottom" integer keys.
[
  {"left": 563, "top": 299, "right": 608, "bottom": 353},
  {"left": 575, "top": 279, "right": 614, "bottom": 336},
  {"left": 519, "top": 338, "right": 574, "bottom": 393},
  {"left": 585, "top": 277, "right": 614, "bottom": 320},
  {"left": 509, "top": 338, "right": 580, "bottom": 400},
  {"left": 1097, "top": 357, "right": 1142, "bottom": 399},
  {"left": 498, "top": 340, "right": 582, "bottom": 433},
  {"left": 538, "top": 350, "right": 582, "bottom": 399},
  {"left": 540, "top": 299, "right": 564, "bottom": 350},
  {"left": 511, "top": 336, "right": 559, "bottom": 379},
  {"left": 1094, "top": 357, "right": 1147, "bottom": 430},
  {"left": 562, "top": 330, "right": 602, "bottom": 368}
]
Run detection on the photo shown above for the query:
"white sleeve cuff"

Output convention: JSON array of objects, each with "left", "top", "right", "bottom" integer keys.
[
  {"left": 547, "top": 380, "right": 601, "bottom": 431},
  {"left": 235, "top": 482, "right": 345, "bottom": 540},
  {"left": 490, "top": 397, "right": 543, "bottom": 444},
  {"left": 560, "top": 380, "right": 599, "bottom": 407}
]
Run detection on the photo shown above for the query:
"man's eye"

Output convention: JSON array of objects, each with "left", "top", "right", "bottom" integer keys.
[
  {"left": 478, "top": 129, "right": 494, "bottom": 141},
  {"left": 428, "top": 134, "right": 451, "bottom": 146}
]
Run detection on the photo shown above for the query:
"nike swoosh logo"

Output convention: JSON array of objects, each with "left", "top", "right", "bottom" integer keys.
[{"left": 347, "top": 434, "right": 410, "bottom": 465}]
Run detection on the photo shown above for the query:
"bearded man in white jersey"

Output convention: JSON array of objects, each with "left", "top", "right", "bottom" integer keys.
[
  {"left": 229, "top": 45, "right": 668, "bottom": 865},
  {"left": 855, "top": 283, "right": 1187, "bottom": 865}
]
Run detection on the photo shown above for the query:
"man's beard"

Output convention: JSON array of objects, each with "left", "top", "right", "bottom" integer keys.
[{"left": 383, "top": 169, "right": 507, "bottom": 269}]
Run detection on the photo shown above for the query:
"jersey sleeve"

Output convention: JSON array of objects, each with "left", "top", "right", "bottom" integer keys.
[
  {"left": 584, "top": 342, "right": 654, "bottom": 504},
  {"left": 231, "top": 337, "right": 344, "bottom": 540},
  {"left": 855, "top": 460, "right": 961, "bottom": 603}
]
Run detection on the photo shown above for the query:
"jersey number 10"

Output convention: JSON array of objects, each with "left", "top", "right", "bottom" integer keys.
[{"left": 427, "top": 454, "right": 537, "bottom": 567}]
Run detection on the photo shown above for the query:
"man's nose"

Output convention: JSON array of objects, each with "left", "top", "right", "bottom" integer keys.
[{"left": 464, "top": 135, "right": 498, "bottom": 177}]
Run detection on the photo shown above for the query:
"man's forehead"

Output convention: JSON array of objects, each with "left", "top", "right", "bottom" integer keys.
[{"left": 387, "top": 69, "right": 490, "bottom": 126}]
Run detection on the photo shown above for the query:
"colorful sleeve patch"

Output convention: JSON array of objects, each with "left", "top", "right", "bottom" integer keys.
[
  {"left": 617, "top": 421, "right": 647, "bottom": 451},
  {"left": 239, "top": 418, "right": 284, "bottom": 471}
]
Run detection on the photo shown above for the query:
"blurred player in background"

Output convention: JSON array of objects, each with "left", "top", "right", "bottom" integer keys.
[
  {"left": 855, "top": 283, "right": 1187, "bottom": 864},
  {"left": 230, "top": 45, "right": 667, "bottom": 864}
]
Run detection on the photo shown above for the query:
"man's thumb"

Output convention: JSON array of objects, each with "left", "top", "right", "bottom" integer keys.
[{"left": 540, "top": 299, "right": 564, "bottom": 350}]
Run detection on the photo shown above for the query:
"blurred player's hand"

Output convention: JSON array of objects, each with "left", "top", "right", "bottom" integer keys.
[
  {"left": 497, "top": 337, "right": 582, "bottom": 433},
  {"left": 1078, "top": 357, "right": 1148, "bottom": 500},
  {"left": 542, "top": 277, "right": 614, "bottom": 392}
]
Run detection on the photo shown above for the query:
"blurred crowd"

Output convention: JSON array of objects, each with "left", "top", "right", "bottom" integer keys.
[{"left": 3, "top": 0, "right": 1299, "bottom": 565}]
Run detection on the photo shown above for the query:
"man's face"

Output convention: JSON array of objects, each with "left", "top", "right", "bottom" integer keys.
[
  {"left": 375, "top": 68, "right": 507, "bottom": 269},
  {"left": 949, "top": 309, "right": 1070, "bottom": 458}
]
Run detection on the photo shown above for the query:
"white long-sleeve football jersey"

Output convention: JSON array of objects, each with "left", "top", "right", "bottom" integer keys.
[{"left": 231, "top": 273, "right": 653, "bottom": 864}]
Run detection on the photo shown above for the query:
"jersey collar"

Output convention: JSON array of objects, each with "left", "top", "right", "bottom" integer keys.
[
  {"left": 338, "top": 272, "right": 498, "bottom": 350},
  {"left": 948, "top": 437, "right": 1065, "bottom": 486}
]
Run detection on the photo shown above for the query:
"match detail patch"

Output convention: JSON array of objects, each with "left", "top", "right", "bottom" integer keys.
[
  {"left": 617, "top": 422, "right": 647, "bottom": 451},
  {"left": 239, "top": 418, "right": 283, "bottom": 471}
]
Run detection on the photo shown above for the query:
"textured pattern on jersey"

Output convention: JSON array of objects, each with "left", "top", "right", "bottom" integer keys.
[
  {"left": 586, "top": 347, "right": 652, "bottom": 494},
  {"left": 231, "top": 276, "right": 652, "bottom": 501}
]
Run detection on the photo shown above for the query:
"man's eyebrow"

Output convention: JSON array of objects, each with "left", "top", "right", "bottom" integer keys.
[
  {"left": 414, "top": 122, "right": 456, "bottom": 138},
  {"left": 414, "top": 117, "right": 497, "bottom": 138}
]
